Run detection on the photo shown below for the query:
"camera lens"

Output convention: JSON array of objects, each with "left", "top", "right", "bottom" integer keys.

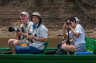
[
  {"left": 8, "top": 27, "right": 20, "bottom": 32},
  {"left": 8, "top": 27, "right": 15, "bottom": 32},
  {"left": 66, "top": 20, "right": 71, "bottom": 25}
]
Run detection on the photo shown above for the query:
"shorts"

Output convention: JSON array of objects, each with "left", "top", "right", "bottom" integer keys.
[{"left": 76, "top": 43, "right": 86, "bottom": 52}]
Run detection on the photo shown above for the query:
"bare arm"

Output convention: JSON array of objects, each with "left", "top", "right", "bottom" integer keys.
[
  {"left": 69, "top": 26, "right": 80, "bottom": 38},
  {"left": 28, "top": 35, "right": 47, "bottom": 42}
]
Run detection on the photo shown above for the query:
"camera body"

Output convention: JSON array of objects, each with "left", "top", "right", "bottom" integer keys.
[{"left": 66, "top": 20, "right": 71, "bottom": 26}]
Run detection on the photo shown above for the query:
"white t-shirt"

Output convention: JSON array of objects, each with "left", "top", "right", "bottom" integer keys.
[
  {"left": 69, "top": 24, "right": 85, "bottom": 47},
  {"left": 29, "top": 24, "right": 48, "bottom": 50}
]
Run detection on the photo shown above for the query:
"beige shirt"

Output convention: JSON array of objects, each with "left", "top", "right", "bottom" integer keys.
[{"left": 19, "top": 21, "right": 33, "bottom": 40}]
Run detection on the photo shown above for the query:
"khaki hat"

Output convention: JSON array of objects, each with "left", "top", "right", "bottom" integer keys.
[{"left": 32, "top": 12, "right": 41, "bottom": 17}]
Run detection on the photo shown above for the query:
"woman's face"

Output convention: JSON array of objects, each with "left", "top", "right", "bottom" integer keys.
[
  {"left": 20, "top": 14, "right": 28, "bottom": 24},
  {"left": 71, "top": 21, "right": 76, "bottom": 28},
  {"left": 32, "top": 16, "right": 39, "bottom": 25}
]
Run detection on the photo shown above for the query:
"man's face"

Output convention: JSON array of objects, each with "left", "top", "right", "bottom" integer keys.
[
  {"left": 20, "top": 14, "right": 28, "bottom": 24},
  {"left": 32, "top": 16, "right": 39, "bottom": 25}
]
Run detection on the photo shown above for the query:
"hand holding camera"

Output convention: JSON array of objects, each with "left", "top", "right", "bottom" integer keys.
[
  {"left": 17, "top": 31, "right": 23, "bottom": 36},
  {"left": 28, "top": 35, "right": 35, "bottom": 40},
  {"left": 23, "top": 33, "right": 29, "bottom": 39}
]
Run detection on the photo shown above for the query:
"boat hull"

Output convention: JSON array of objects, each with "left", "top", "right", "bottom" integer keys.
[
  {"left": 0, "top": 54, "right": 96, "bottom": 63},
  {"left": 0, "top": 48, "right": 95, "bottom": 63}
]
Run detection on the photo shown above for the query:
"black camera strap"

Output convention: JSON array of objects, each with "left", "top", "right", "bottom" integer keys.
[{"left": 66, "top": 29, "right": 70, "bottom": 45}]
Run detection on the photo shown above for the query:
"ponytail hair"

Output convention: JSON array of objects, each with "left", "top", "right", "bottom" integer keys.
[{"left": 37, "top": 17, "right": 42, "bottom": 28}]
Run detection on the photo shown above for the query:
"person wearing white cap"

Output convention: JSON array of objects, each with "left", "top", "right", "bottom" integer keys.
[
  {"left": 16, "top": 12, "right": 48, "bottom": 54},
  {"left": 29, "top": 12, "right": 48, "bottom": 53},
  {"left": 61, "top": 17, "right": 86, "bottom": 54},
  {"left": 8, "top": 11, "right": 33, "bottom": 54}
]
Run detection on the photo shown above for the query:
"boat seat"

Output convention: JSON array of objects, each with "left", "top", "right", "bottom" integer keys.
[
  {"left": 42, "top": 42, "right": 48, "bottom": 54},
  {"left": 74, "top": 51, "right": 94, "bottom": 55}
]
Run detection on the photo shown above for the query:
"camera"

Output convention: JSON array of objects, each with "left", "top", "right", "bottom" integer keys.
[
  {"left": 8, "top": 27, "right": 25, "bottom": 32},
  {"left": 8, "top": 27, "right": 20, "bottom": 32},
  {"left": 66, "top": 20, "right": 71, "bottom": 26}
]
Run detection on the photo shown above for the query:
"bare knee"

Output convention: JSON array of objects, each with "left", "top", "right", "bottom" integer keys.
[
  {"left": 61, "top": 44, "right": 67, "bottom": 50},
  {"left": 13, "top": 40, "right": 20, "bottom": 46},
  {"left": 8, "top": 39, "right": 19, "bottom": 47},
  {"left": 8, "top": 39, "right": 16, "bottom": 45},
  {"left": 61, "top": 44, "right": 71, "bottom": 50}
]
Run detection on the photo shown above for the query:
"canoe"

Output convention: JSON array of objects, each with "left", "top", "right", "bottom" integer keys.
[
  {"left": 0, "top": 37, "right": 96, "bottom": 63},
  {"left": 0, "top": 48, "right": 96, "bottom": 63}
]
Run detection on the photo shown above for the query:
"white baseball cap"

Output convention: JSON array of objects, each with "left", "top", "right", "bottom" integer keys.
[
  {"left": 74, "top": 17, "right": 80, "bottom": 22},
  {"left": 20, "top": 11, "right": 29, "bottom": 18}
]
